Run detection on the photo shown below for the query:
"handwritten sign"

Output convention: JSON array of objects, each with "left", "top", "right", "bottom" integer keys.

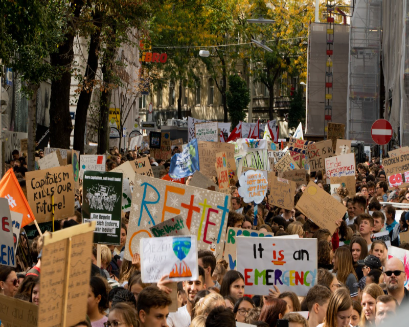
[
  {"left": 26, "top": 165, "right": 75, "bottom": 223},
  {"left": 288, "top": 138, "right": 314, "bottom": 154},
  {"left": 188, "top": 116, "right": 207, "bottom": 142},
  {"left": 389, "top": 147, "right": 409, "bottom": 158},
  {"left": 82, "top": 171, "right": 123, "bottom": 244},
  {"left": 140, "top": 236, "right": 199, "bottom": 283},
  {"left": 372, "top": 231, "right": 391, "bottom": 248},
  {"left": 238, "top": 170, "right": 268, "bottom": 204},
  {"left": 124, "top": 175, "right": 230, "bottom": 261},
  {"left": 44, "top": 148, "right": 69, "bottom": 165},
  {"left": 152, "top": 132, "right": 172, "bottom": 160},
  {"left": 11, "top": 212, "right": 23, "bottom": 256},
  {"left": 195, "top": 122, "right": 219, "bottom": 142},
  {"left": 132, "top": 157, "right": 154, "bottom": 177},
  {"left": 237, "top": 150, "right": 269, "bottom": 171},
  {"left": 38, "top": 221, "right": 95, "bottom": 327},
  {"left": 400, "top": 231, "right": 409, "bottom": 245},
  {"left": 0, "top": 294, "right": 38, "bottom": 327},
  {"left": 152, "top": 165, "right": 166, "bottom": 178},
  {"left": 268, "top": 150, "right": 286, "bottom": 165},
  {"left": 387, "top": 246, "right": 409, "bottom": 289},
  {"left": 280, "top": 169, "right": 307, "bottom": 186},
  {"left": 268, "top": 174, "right": 296, "bottom": 210},
  {"left": 198, "top": 141, "right": 235, "bottom": 179},
  {"left": 388, "top": 173, "right": 409, "bottom": 189},
  {"left": 237, "top": 237, "right": 317, "bottom": 296},
  {"left": 0, "top": 198, "right": 14, "bottom": 267},
  {"left": 306, "top": 140, "right": 334, "bottom": 173},
  {"left": 275, "top": 153, "right": 299, "bottom": 172},
  {"left": 325, "top": 153, "right": 356, "bottom": 179},
  {"left": 216, "top": 152, "right": 230, "bottom": 190},
  {"left": 149, "top": 216, "right": 190, "bottom": 237},
  {"left": 38, "top": 151, "right": 60, "bottom": 170},
  {"left": 327, "top": 123, "right": 345, "bottom": 150},
  {"left": 330, "top": 176, "right": 356, "bottom": 197},
  {"left": 382, "top": 154, "right": 409, "bottom": 176},
  {"left": 296, "top": 181, "right": 346, "bottom": 234},
  {"left": 69, "top": 149, "right": 80, "bottom": 195},
  {"left": 79, "top": 155, "right": 106, "bottom": 179},
  {"left": 335, "top": 139, "right": 351, "bottom": 156}
]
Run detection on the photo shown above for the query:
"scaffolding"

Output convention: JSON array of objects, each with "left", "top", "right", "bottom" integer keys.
[{"left": 346, "top": 0, "right": 383, "bottom": 144}]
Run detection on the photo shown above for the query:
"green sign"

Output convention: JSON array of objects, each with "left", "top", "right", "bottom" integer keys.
[{"left": 82, "top": 171, "right": 123, "bottom": 244}]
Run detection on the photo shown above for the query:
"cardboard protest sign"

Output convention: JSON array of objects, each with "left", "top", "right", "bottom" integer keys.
[
  {"left": 275, "top": 153, "right": 299, "bottom": 172},
  {"left": 140, "top": 236, "right": 199, "bottom": 283},
  {"left": 288, "top": 138, "right": 313, "bottom": 154},
  {"left": 216, "top": 152, "right": 230, "bottom": 190},
  {"left": 296, "top": 181, "right": 346, "bottom": 234},
  {"left": 112, "top": 160, "right": 137, "bottom": 183},
  {"left": 26, "top": 165, "right": 75, "bottom": 223},
  {"left": 171, "top": 138, "right": 184, "bottom": 152},
  {"left": 388, "top": 147, "right": 409, "bottom": 158},
  {"left": 195, "top": 122, "right": 219, "bottom": 142},
  {"left": 400, "top": 231, "right": 409, "bottom": 245},
  {"left": 387, "top": 246, "right": 409, "bottom": 289},
  {"left": 238, "top": 170, "right": 268, "bottom": 204},
  {"left": 327, "top": 122, "right": 345, "bottom": 150},
  {"left": 237, "top": 237, "right": 317, "bottom": 296},
  {"left": 330, "top": 176, "right": 356, "bottom": 198},
  {"left": 335, "top": 139, "right": 351, "bottom": 156},
  {"left": 237, "top": 150, "right": 269, "bottom": 171},
  {"left": 82, "top": 171, "right": 123, "bottom": 244},
  {"left": 11, "top": 211, "right": 23, "bottom": 256},
  {"left": 268, "top": 174, "right": 296, "bottom": 210},
  {"left": 69, "top": 149, "right": 80, "bottom": 195},
  {"left": 0, "top": 198, "right": 15, "bottom": 267},
  {"left": 188, "top": 116, "right": 207, "bottom": 141},
  {"left": 152, "top": 132, "right": 172, "bottom": 160},
  {"left": 372, "top": 231, "right": 391, "bottom": 248},
  {"left": 268, "top": 150, "right": 286, "bottom": 165},
  {"left": 388, "top": 172, "right": 409, "bottom": 189},
  {"left": 325, "top": 153, "right": 356, "bottom": 179},
  {"left": 0, "top": 294, "right": 38, "bottom": 327},
  {"left": 198, "top": 141, "right": 235, "bottom": 179},
  {"left": 20, "top": 138, "right": 28, "bottom": 155},
  {"left": 280, "top": 169, "right": 307, "bottom": 186},
  {"left": 124, "top": 175, "right": 230, "bottom": 261},
  {"left": 132, "top": 157, "right": 154, "bottom": 177},
  {"left": 169, "top": 139, "right": 200, "bottom": 179},
  {"left": 152, "top": 165, "right": 166, "bottom": 178},
  {"left": 38, "top": 151, "right": 60, "bottom": 170},
  {"left": 150, "top": 216, "right": 190, "bottom": 237},
  {"left": 44, "top": 147, "right": 69, "bottom": 165},
  {"left": 149, "top": 131, "right": 161, "bottom": 148},
  {"left": 189, "top": 171, "right": 218, "bottom": 191},
  {"left": 79, "top": 154, "right": 106, "bottom": 179},
  {"left": 306, "top": 140, "right": 334, "bottom": 173},
  {"left": 38, "top": 221, "right": 95, "bottom": 327},
  {"left": 382, "top": 154, "right": 409, "bottom": 176}
]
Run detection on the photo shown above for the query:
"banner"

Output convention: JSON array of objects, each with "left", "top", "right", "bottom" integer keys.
[
  {"left": 296, "top": 181, "right": 346, "bottom": 234},
  {"left": 79, "top": 155, "right": 106, "bottom": 179},
  {"left": 149, "top": 216, "right": 190, "bottom": 237},
  {"left": 195, "top": 122, "right": 219, "bottom": 142},
  {"left": 382, "top": 154, "right": 409, "bottom": 176},
  {"left": 216, "top": 152, "right": 230, "bottom": 190},
  {"left": 372, "top": 231, "right": 391, "bottom": 248},
  {"left": 236, "top": 150, "right": 269, "bottom": 172},
  {"left": 238, "top": 170, "right": 268, "bottom": 204},
  {"left": 306, "top": 140, "right": 334, "bottom": 173},
  {"left": 198, "top": 141, "right": 235, "bottom": 179},
  {"left": 140, "top": 236, "right": 199, "bottom": 283},
  {"left": 26, "top": 165, "right": 75, "bottom": 223},
  {"left": 124, "top": 175, "right": 230, "bottom": 261},
  {"left": 169, "top": 139, "right": 200, "bottom": 179},
  {"left": 275, "top": 153, "right": 299, "bottom": 172},
  {"left": 268, "top": 174, "right": 296, "bottom": 210},
  {"left": 0, "top": 198, "right": 14, "bottom": 267},
  {"left": 82, "top": 171, "right": 123, "bottom": 244},
  {"left": 335, "top": 139, "right": 351, "bottom": 156},
  {"left": 237, "top": 237, "right": 317, "bottom": 296},
  {"left": 288, "top": 138, "right": 313, "bottom": 154},
  {"left": 325, "top": 153, "right": 356, "bottom": 179},
  {"left": 280, "top": 169, "right": 307, "bottom": 186},
  {"left": 188, "top": 117, "right": 207, "bottom": 142}
]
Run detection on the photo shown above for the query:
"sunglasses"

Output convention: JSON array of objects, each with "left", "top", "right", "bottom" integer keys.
[
  {"left": 9, "top": 279, "right": 18, "bottom": 287},
  {"left": 384, "top": 270, "right": 404, "bottom": 277}
]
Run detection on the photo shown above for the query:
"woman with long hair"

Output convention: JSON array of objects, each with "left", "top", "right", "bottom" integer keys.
[
  {"left": 279, "top": 291, "right": 301, "bottom": 312},
  {"left": 351, "top": 301, "right": 362, "bottom": 327},
  {"left": 318, "top": 240, "right": 334, "bottom": 270},
  {"left": 193, "top": 292, "right": 225, "bottom": 318},
  {"left": 333, "top": 247, "right": 358, "bottom": 296},
  {"left": 369, "top": 241, "right": 388, "bottom": 267},
  {"left": 0, "top": 266, "right": 19, "bottom": 297},
  {"left": 259, "top": 298, "right": 289, "bottom": 327},
  {"left": 321, "top": 288, "right": 352, "bottom": 327},
  {"left": 212, "top": 259, "right": 228, "bottom": 286},
  {"left": 233, "top": 297, "right": 255, "bottom": 323},
  {"left": 359, "top": 284, "right": 384, "bottom": 327},
  {"left": 108, "top": 303, "right": 139, "bottom": 327},
  {"left": 220, "top": 271, "right": 244, "bottom": 300},
  {"left": 87, "top": 276, "right": 109, "bottom": 327},
  {"left": 350, "top": 237, "right": 368, "bottom": 280}
]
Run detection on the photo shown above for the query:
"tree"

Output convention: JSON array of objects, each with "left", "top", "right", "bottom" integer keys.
[
  {"left": 288, "top": 86, "right": 305, "bottom": 129},
  {"left": 226, "top": 74, "right": 250, "bottom": 129}
]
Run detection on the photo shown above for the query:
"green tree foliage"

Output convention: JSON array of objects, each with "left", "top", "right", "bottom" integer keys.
[
  {"left": 226, "top": 74, "right": 250, "bottom": 129},
  {"left": 288, "top": 87, "right": 305, "bottom": 129}
]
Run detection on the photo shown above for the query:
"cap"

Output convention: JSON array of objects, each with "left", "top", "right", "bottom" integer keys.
[{"left": 357, "top": 254, "right": 382, "bottom": 269}]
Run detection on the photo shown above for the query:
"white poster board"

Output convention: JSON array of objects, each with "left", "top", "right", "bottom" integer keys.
[
  {"left": 195, "top": 122, "right": 219, "bottom": 142},
  {"left": 80, "top": 155, "right": 106, "bottom": 179},
  {"left": 0, "top": 198, "right": 15, "bottom": 266},
  {"left": 38, "top": 151, "right": 60, "bottom": 170},
  {"left": 11, "top": 211, "right": 23, "bottom": 256},
  {"left": 324, "top": 153, "right": 356, "bottom": 179}
]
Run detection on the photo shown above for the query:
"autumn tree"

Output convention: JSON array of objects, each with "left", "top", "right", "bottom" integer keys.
[{"left": 226, "top": 74, "right": 250, "bottom": 129}]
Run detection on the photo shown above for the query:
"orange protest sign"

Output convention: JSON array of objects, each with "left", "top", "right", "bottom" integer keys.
[{"left": 0, "top": 169, "right": 35, "bottom": 227}]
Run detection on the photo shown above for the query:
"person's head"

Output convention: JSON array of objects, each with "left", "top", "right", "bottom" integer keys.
[
  {"left": 312, "top": 229, "right": 332, "bottom": 243},
  {"left": 233, "top": 297, "right": 255, "bottom": 323},
  {"left": 194, "top": 292, "right": 225, "bottom": 318},
  {"left": 361, "top": 186, "right": 369, "bottom": 198},
  {"left": 306, "top": 285, "right": 332, "bottom": 323},
  {"left": 30, "top": 277, "right": 40, "bottom": 305},
  {"left": 353, "top": 196, "right": 367, "bottom": 216},
  {"left": 128, "top": 272, "right": 149, "bottom": 302},
  {"left": 227, "top": 211, "right": 244, "bottom": 228},
  {"left": 112, "top": 288, "right": 137, "bottom": 309},
  {"left": 346, "top": 199, "right": 355, "bottom": 220},
  {"left": 286, "top": 222, "right": 304, "bottom": 238},
  {"left": 384, "top": 205, "right": 396, "bottom": 224},
  {"left": 366, "top": 181, "right": 376, "bottom": 197},
  {"left": 108, "top": 303, "right": 139, "bottom": 327},
  {"left": 317, "top": 269, "right": 341, "bottom": 292},
  {"left": 176, "top": 282, "right": 187, "bottom": 307},
  {"left": 87, "top": 276, "right": 109, "bottom": 316},
  {"left": 366, "top": 269, "right": 383, "bottom": 285},
  {"left": 137, "top": 286, "right": 172, "bottom": 327},
  {"left": 231, "top": 197, "right": 241, "bottom": 211},
  {"left": 12, "top": 149, "right": 19, "bottom": 160},
  {"left": 376, "top": 182, "right": 388, "bottom": 196},
  {"left": 242, "top": 216, "right": 253, "bottom": 230},
  {"left": 198, "top": 250, "right": 217, "bottom": 279},
  {"left": 100, "top": 244, "right": 112, "bottom": 269},
  {"left": 220, "top": 271, "right": 244, "bottom": 300},
  {"left": 370, "top": 241, "right": 387, "bottom": 265},
  {"left": 350, "top": 301, "right": 362, "bottom": 327},
  {"left": 368, "top": 198, "right": 381, "bottom": 211},
  {"left": 372, "top": 211, "right": 385, "bottom": 233},
  {"left": 184, "top": 265, "right": 207, "bottom": 303},
  {"left": 358, "top": 214, "right": 374, "bottom": 237},
  {"left": 333, "top": 247, "right": 356, "bottom": 284},
  {"left": 383, "top": 257, "right": 406, "bottom": 293},
  {"left": 205, "top": 306, "right": 236, "bottom": 327},
  {"left": 360, "top": 283, "right": 384, "bottom": 325},
  {"left": 318, "top": 240, "right": 333, "bottom": 266},
  {"left": 283, "top": 312, "right": 308, "bottom": 327},
  {"left": 191, "top": 315, "right": 207, "bottom": 327},
  {"left": 0, "top": 267, "right": 18, "bottom": 297},
  {"left": 324, "top": 288, "right": 352, "bottom": 327},
  {"left": 259, "top": 298, "right": 289, "bottom": 327},
  {"left": 349, "top": 237, "right": 368, "bottom": 264},
  {"left": 375, "top": 295, "right": 397, "bottom": 326},
  {"left": 120, "top": 223, "right": 127, "bottom": 248},
  {"left": 279, "top": 292, "right": 301, "bottom": 312},
  {"left": 212, "top": 259, "right": 228, "bottom": 286}
]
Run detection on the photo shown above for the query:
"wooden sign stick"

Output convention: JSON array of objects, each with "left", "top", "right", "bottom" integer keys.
[
  {"left": 97, "top": 244, "right": 101, "bottom": 268},
  {"left": 61, "top": 236, "right": 72, "bottom": 327}
]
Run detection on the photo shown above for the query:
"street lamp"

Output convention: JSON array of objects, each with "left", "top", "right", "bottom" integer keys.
[
  {"left": 247, "top": 17, "right": 275, "bottom": 24},
  {"left": 199, "top": 50, "right": 210, "bottom": 57},
  {"left": 251, "top": 39, "right": 273, "bottom": 52}
]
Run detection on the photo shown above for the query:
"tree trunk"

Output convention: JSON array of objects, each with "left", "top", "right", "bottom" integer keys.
[
  {"left": 268, "top": 85, "right": 274, "bottom": 121},
  {"left": 98, "top": 83, "right": 111, "bottom": 155},
  {"left": 49, "top": 0, "right": 84, "bottom": 149},
  {"left": 73, "top": 9, "right": 102, "bottom": 154},
  {"left": 27, "top": 84, "right": 39, "bottom": 171},
  {"left": 221, "top": 55, "right": 228, "bottom": 122},
  {"left": 177, "top": 79, "right": 182, "bottom": 119}
]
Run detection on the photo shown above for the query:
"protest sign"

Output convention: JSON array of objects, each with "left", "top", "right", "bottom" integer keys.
[
  {"left": 195, "top": 122, "right": 218, "bottom": 142},
  {"left": 237, "top": 237, "right": 317, "bottom": 296},
  {"left": 388, "top": 147, "right": 409, "bottom": 158},
  {"left": 372, "top": 231, "right": 391, "bottom": 248},
  {"left": 216, "top": 151, "right": 230, "bottom": 190},
  {"left": 268, "top": 174, "right": 296, "bottom": 210},
  {"left": 335, "top": 139, "right": 351, "bottom": 156},
  {"left": 124, "top": 175, "right": 230, "bottom": 261},
  {"left": 388, "top": 172, "right": 409, "bottom": 189},
  {"left": 237, "top": 150, "right": 269, "bottom": 171},
  {"left": 79, "top": 154, "right": 106, "bottom": 179},
  {"left": 0, "top": 198, "right": 14, "bottom": 267},
  {"left": 296, "top": 181, "right": 346, "bottom": 234},
  {"left": 169, "top": 139, "right": 200, "bottom": 179},
  {"left": 0, "top": 294, "right": 38, "bottom": 327},
  {"left": 26, "top": 165, "right": 75, "bottom": 223},
  {"left": 387, "top": 246, "right": 409, "bottom": 289},
  {"left": 382, "top": 153, "right": 409, "bottom": 176},
  {"left": 140, "top": 236, "right": 199, "bottom": 283},
  {"left": 400, "top": 231, "right": 409, "bottom": 245},
  {"left": 38, "top": 221, "right": 95, "bottom": 327},
  {"left": 236, "top": 138, "right": 271, "bottom": 154},
  {"left": 198, "top": 141, "right": 235, "bottom": 179},
  {"left": 69, "top": 150, "right": 80, "bottom": 195},
  {"left": 152, "top": 165, "right": 166, "bottom": 178},
  {"left": 288, "top": 138, "right": 313, "bottom": 154},
  {"left": 82, "top": 171, "right": 123, "bottom": 244},
  {"left": 188, "top": 117, "right": 207, "bottom": 141},
  {"left": 330, "top": 176, "right": 356, "bottom": 198},
  {"left": 44, "top": 147, "right": 69, "bottom": 165},
  {"left": 325, "top": 153, "right": 356, "bottom": 179},
  {"left": 189, "top": 171, "right": 218, "bottom": 191},
  {"left": 280, "top": 169, "right": 307, "bottom": 186},
  {"left": 152, "top": 132, "right": 172, "bottom": 160},
  {"left": 132, "top": 157, "right": 154, "bottom": 177},
  {"left": 327, "top": 123, "right": 345, "bottom": 150},
  {"left": 129, "top": 135, "right": 143, "bottom": 150},
  {"left": 150, "top": 131, "right": 161, "bottom": 148},
  {"left": 11, "top": 211, "right": 23, "bottom": 255},
  {"left": 38, "top": 151, "right": 60, "bottom": 170},
  {"left": 150, "top": 216, "right": 190, "bottom": 237},
  {"left": 238, "top": 170, "right": 268, "bottom": 204},
  {"left": 275, "top": 153, "right": 300, "bottom": 172},
  {"left": 306, "top": 140, "right": 334, "bottom": 173},
  {"left": 20, "top": 138, "right": 28, "bottom": 155},
  {"left": 112, "top": 161, "right": 137, "bottom": 183},
  {"left": 268, "top": 150, "right": 286, "bottom": 165},
  {"left": 171, "top": 138, "right": 184, "bottom": 152}
]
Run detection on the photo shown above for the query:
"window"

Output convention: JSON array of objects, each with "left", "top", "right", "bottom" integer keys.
[
  {"left": 208, "top": 78, "right": 214, "bottom": 105},
  {"left": 196, "top": 81, "right": 201, "bottom": 105},
  {"left": 169, "top": 81, "right": 175, "bottom": 106},
  {"left": 139, "top": 95, "right": 147, "bottom": 109}
]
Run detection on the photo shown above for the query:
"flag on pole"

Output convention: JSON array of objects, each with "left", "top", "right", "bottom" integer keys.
[
  {"left": 219, "top": 131, "right": 226, "bottom": 143},
  {"left": 226, "top": 122, "right": 242, "bottom": 142},
  {"left": 264, "top": 120, "right": 278, "bottom": 142},
  {"left": 0, "top": 169, "right": 35, "bottom": 227},
  {"left": 248, "top": 120, "right": 260, "bottom": 139},
  {"left": 293, "top": 122, "right": 304, "bottom": 140}
]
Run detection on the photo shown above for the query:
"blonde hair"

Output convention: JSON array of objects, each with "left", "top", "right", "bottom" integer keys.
[
  {"left": 359, "top": 284, "right": 384, "bottom": 327},
  {"left": 324, "top": 288, "right": 352, "bottom": 327},
  {"left": 334, "top": 247, "right": 357, "bottom": 284},
  {"left": 194, "top": 293, "right": 225, "bottom": 318},
  {"left": 283, "top": 313, "right": 308, "bottom": 327},
  {"left": 190, "top": 315, "right": 207, "bottom": 327},
  {"left": 100, "top": 245, "right": 112, "bottom": 265},
  {"left": 286, "top": 222, "right": 304, "bottom": 237}
]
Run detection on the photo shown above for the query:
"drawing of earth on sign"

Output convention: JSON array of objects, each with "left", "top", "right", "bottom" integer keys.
[{"left": 170, "top": 237, "right": 193, "bottom": 278}]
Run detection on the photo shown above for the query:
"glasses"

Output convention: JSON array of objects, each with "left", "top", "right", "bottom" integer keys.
[
  {"left": 104, "top": 322, "right": 124, "bottom": 327},
  {"left": 237, "top": 308, "right": 252, "bottom": 316},
  {"left": 384, "top": 270, "right": 404, "bottom": 277},
  {"left": 8, "top": 279, "right": 18, "bottom": 287}
]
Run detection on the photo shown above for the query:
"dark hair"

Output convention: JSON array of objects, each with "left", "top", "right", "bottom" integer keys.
[
  {"left": 12, "top": 150, "right": 19, "bottom": 155},
  {"left": 349, "top": 237, "right": 368, "bottom": 264},
  {"left": 227, "top": 211, "right": 244, "bottom": 228},
  {"left": 108, "top": 287, "right": 124, "bottom": 302},
  {"left": 90, "top": 276, "right": 109, "bottom": 311},
  {"left": 372, "top": 211, "right": 385, "bottom": 224},
  {"left": 316, "top": 269, "right": 334, "bottom": 291},
  {"left": 306, "top": 285, "right": 332, "bottom": 311},
  {"left": 312, "top": 229, "right": 331, "bottom": 242},
  {"left": 377, "top": 181, "right": 388, "bottom": 193},
  {"left": 137, "top": 286, "right": 172, "bottom": 314},
  {"left": 198, "top": 265, "right": 206, "bottom": 283},
  {"left": 367, "top": 269, "right": 383, "bottom": 284},
  {"left": 271, "top": 216, "right": 287, "bottom": 229},
  {"left": 220, "top": 271, "right": 244, "bottom": 298},
  {"left": 111, "top": 303, "right": 139, "bottom": 327},
  {"left": 112, "top": 288, "right": 137, "bottom": 309},
  {"left": 233, "top": 297, "right": 255, "bottom": 314},
  {"left": 232, "top": 197, "right": 241, "bottom": 205},
  {"left": 259, "top": 298, "right": 288, "bottom": 327},
  {"left": 318, "top": 240, "right": 332, "bottom": 266},
  {"left": 279, "top": 291, "right": 301, "bottom": 311},
  {"left": 366, "top": 181, "right": 375, "bottom": 189},
  {"left": 368, "top": 198, "right": 381, "bottom": 211},
  {"left": 385, "top": 205, "right": 396, "bottom": 218},
  {"left": 206, "top": 306, "right": 236, "bottom": 327},
  {"left": 198, "top": 250, "right": 217, "bottom": 275},
  {"left": 353, "top": 195, "right": 367, "bottom": 210},
  {"left": 376, "top": 294, "right": 397, "bottom": 305},
  {"left": 0, "top": 266, "right": 15, "bottom": 282},
  {"left": 358, "top": 213, "right": 374, "bottom": 227}
]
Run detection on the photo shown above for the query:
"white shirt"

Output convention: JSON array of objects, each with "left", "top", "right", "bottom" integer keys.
[
  {"left": 167, "top": 305, "right": 191, "bottom": 327},
  {"left": 235, "top": 207, "right": 244, "bottom": 214},
  {"left": 346, "top": 217, "right": 355, "bottom": 225}
]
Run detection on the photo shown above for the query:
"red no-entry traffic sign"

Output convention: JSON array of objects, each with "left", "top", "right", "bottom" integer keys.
[{"left": 371, "top": 119, "right": 393, "bottom": 145}]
